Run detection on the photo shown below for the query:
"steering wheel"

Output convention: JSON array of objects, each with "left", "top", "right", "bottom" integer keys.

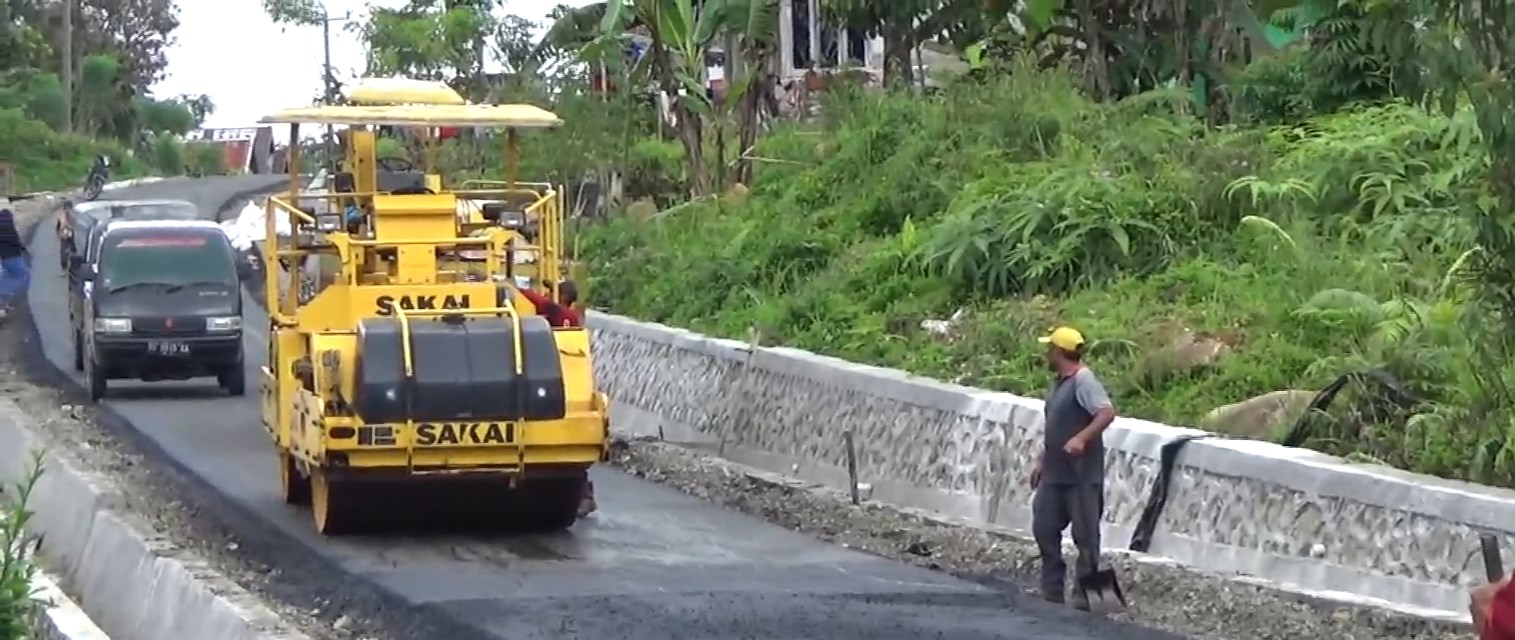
[{"left": 376, "top": 156, "right": 415, "bottom": 172}]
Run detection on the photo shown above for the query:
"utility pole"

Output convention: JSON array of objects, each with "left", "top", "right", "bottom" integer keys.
[
  {"left": 319, "top": 9, "right": 350, "bottom": 169},
  {"left": 61, "top": 0, "right": 73, "bottom": 133}
]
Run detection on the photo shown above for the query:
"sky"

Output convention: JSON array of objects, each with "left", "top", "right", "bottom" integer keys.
[{"left": 151, "top": 0, "right": 593, "bottom": 130}]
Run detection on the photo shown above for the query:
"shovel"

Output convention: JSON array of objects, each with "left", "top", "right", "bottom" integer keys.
[
  {"left": 1068, "top": 483, "right": 1127, "bottom": 614},
  {"left": 1482, "top": 533, "right": 1505, "bottom": 582}
]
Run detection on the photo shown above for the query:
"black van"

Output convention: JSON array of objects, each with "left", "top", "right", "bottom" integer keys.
[
  {"left": 72, "top": 220, "right": 245, "bottom": 400},
  {"left": 60, "top": 199, "right": 199, "bottom": 272}
]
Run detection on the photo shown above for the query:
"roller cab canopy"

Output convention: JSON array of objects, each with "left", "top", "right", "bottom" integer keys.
[
  {"left": 258, "top": 104, "right": 564, "bottom": 128},
  {"left": 342, "top": 77, "right": 466, "bottom": 105}
]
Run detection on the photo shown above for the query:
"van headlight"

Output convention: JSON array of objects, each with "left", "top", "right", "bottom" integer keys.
[
  {"left": 93, "top": 318, "right": 131, "bottom": 333},
  {"left": 206, "top": 316, "right": 242, "bottom": 332}
]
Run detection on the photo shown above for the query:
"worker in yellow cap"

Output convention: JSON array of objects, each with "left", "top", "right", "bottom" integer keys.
[{"left": 1028, "top": 325, "right": 1117, "bottom": 609}]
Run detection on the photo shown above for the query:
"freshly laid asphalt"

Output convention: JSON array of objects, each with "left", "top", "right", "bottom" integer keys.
[{"left": 24, "top": 176, "right": 1196, "bottom": 639}]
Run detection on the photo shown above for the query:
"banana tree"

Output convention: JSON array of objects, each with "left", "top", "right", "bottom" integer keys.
[
  {"left": 715, "top": 0, "right": 778, "bottom": 185},
  {"left": 599, "top": 0, "right": 735, "bottom": 195}
]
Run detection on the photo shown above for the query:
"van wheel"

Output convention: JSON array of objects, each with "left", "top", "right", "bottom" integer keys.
[
  {"left": 219, "top": 363, "right": 246, "bottom": 396},
  {"left": 71, "top": 330, "right": 83, "bottom": 371},
  {"left": 87, "top": 358, "right": 107, "bottom": 401}
]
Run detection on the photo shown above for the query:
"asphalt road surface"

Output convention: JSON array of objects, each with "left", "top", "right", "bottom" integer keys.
[{"left": 26, "top": 177, "right": 1196, "bottom": 640}]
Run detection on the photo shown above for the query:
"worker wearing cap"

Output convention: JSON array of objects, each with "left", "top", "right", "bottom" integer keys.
[
  {"left": 1029, "top": 326, "right": 1117, "bottom": 607},
  {"left": 0, "top": 197, "right": 27, "bottom": 319}
]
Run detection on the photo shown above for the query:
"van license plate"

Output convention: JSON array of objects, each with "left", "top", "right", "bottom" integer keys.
[{"left": 148, "top": 341, "right": 189, "bottom": 356}]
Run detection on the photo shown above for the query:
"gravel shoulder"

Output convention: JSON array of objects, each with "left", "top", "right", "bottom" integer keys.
[
  {"left": 1, "top": 196, "right": 387, "bottom": 640},
  {"left": 606, "top": 437, "right": 1473, "bottom": 640}
]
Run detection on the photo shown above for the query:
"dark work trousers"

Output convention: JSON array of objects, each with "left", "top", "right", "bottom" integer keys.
[{"left": 1032, "top": 481, "right": 1104, "bottom": 601}]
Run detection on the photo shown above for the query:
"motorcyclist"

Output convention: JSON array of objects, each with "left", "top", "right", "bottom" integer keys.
[{"left": 84, "top": 155, "right": 111, "bottom": 198}]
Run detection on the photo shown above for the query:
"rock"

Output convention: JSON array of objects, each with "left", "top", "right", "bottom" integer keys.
[
  {"left": 723, "top": 182, "right": 749, "bottom": 205},
  {"left": 624, "top": 198, "right": 658, "bottom": 219},
  {"left": 1137, "top": 324, "right": 1234, "bottom": 387},
  {"left": 1200, "top": 389, "right": 1317, "bottom": 440}
]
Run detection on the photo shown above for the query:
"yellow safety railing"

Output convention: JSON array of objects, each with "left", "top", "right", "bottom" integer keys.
[
  {"left": 265, "top": 197, "right": 316, "bottom": 326},
  {"left": 264, "top": 195, "right": 515, "bottom": 322}
]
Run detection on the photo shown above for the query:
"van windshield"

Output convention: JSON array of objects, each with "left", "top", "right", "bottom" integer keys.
[{"left": 99, "top": 232, "right": 236, "bottom": 291}]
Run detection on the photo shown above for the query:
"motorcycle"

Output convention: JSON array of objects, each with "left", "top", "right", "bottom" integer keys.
[{"left": 82, "top": 160, "right": 109, "bottom": 201}]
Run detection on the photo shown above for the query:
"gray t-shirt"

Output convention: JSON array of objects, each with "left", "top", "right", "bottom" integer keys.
[{"left": 1042, "top": 367, "right": 1113, "bottom": 484}]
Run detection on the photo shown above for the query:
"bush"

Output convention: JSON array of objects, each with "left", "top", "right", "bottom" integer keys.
[
  {"left": 581, "top": 60, "right": 1515, "bottom": 486},
  {"left": 183, "top": 142, "right": 225, "bottom": 177},
  {"left": 0, "top": 455, "right": 44, "bottom": 640},
  {"left": 151, "top": 133, "right": 184, "bottom": 177},
  {"left": 0, "top": 108, "right": 146, "bottom": 193}
]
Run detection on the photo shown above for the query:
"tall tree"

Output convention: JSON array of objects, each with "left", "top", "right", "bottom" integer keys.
[
  {"left": 262, "top": 0, "right": 325, "bottom": 25},
  {"left": 75, "top": 0, "right": 180, "bottom": 89},
  {"left": 358, "top": 0, "right": 497, "bottom": 98}
]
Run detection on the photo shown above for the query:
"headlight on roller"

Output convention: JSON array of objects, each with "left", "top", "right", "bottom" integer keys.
[
  {"left": 315, "top": 213, "right": 342, "bottom": 232},
  {"left": 206, "top": 316, "right": 242, "bottom": 332},
  {"left": 93, "top": 318, "right": 131, "bottom": 334}
]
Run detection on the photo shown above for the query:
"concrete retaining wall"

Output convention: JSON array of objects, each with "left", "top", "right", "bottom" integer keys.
[
  {"left": 0, "top": 400, "right": 305, "bottom": 640},
  {"left": 589, "top": 311, "right": 1514, "bottom": 618}
]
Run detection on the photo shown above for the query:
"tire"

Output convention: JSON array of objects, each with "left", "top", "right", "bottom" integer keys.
[
  {"left": 310, "top": 468, "right": 357, "bottom": 535},
  {"left": 83, "top": 174, "right": 105, "bottom": 201},
  {"left": 71, "top": 330, "right": 83, "bottom": 371},
  {"left": 522, "top": 474, "right": 589, "bottom": 532},
  {"left": 87, "top": 356, "right": 107, "bottom": 401},
  {"left": 219, "top": 361, "right": 246, "bottom": 396},
  {"left": 280, "top": 452, "right": 311, "bottom": 506}
]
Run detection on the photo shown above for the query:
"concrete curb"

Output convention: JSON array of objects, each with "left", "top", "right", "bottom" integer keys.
[
  {"left": 101, "top": 177, "right": 165, "bottom": 191},
  {"left": 31, "top": 571, "right": 111, "bottom": 640},
  {"left": 0, "top": 399, "right": 309, "bottom": 640}
]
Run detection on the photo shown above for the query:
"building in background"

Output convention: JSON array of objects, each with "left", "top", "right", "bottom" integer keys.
[{"left": 187, "top": 127, "right": 277, "bottom": 174}]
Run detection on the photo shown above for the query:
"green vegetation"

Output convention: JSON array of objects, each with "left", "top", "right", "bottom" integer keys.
[
  {"left": 299, "top": 0, "right": 1515, "bottom": 487},
  {"left": 1, "top": 1, "right": 217, "bottom": 193},
  {"left": 570, "top": 0, "right": 1515, "bottom": 488},
  {"left": 0, "top": 456, "right": 45, "bottom": 640},
  {"left": 581, "top": 65, "right": 1505, "bottom": 479}
]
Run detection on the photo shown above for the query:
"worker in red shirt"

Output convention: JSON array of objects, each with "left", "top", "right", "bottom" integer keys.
[
  {"left": 514, "top": 280, "right": 596, "bottom": 517},
  {"left": 1475, "top": 576, "right": 1515, "bottom": 639},
  {"left": 516, "top": 280, "right": 581, "bottom": 327}
]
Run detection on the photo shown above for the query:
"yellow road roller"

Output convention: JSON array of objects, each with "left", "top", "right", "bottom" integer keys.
[{"left": 256, "top": 101, "right": 609, "bottom": 535}]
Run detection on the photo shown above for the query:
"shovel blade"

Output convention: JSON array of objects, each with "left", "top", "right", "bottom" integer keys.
[{"left": 1077, "top": 569, "right": 1127, "bottom": 615}]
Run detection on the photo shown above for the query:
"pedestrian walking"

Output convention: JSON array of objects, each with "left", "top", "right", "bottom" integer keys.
[
  {"left": 0, "top": 198, "right": 29, "bottom": 319},
  {"left": 1028, "top": 326, "right": 1117, "bottom": 608}
]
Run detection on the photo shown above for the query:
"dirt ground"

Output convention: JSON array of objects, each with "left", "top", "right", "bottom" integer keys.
[{"left": 605, "top": 437, "right": 1475, "bottom": 640}]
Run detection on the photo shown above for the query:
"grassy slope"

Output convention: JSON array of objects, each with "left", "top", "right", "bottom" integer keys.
[
  {"left": 0, "top": 108, "right": 146, "bottom": 194},
  {"left": 581, "top": 64, "right": 1509, "bottom": 485}
]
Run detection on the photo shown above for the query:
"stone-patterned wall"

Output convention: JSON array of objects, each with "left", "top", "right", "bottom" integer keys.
[{"left": 588, "top": 311, "right": 1515, "bottom": 615}]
